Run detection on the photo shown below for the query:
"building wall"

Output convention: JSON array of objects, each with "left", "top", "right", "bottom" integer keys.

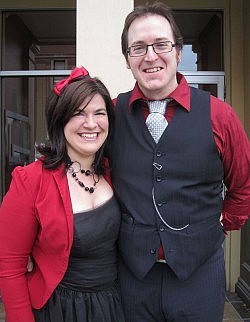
[
  {"left": 0, "top": 0, "right": 74, "bottom": 9},
  {"left": 77, "top": 0, "right": 134, "bottom": 99}
]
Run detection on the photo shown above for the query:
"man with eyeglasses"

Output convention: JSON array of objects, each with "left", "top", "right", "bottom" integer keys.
[{"left": 108, "top": 2, "right": 250, "bottom": 322}]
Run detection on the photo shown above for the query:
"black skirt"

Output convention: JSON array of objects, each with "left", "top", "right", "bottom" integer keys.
[{"left": 33, "top": 284, "right": 125, "bottom": 322}]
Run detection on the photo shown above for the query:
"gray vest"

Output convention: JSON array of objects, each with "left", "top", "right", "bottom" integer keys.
[{"left": 109, "top": 87, "right": 225, "bottom": 281}]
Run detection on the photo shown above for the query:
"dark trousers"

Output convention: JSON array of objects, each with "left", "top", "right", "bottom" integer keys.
[{"left": 119, "top": 246, "right": 226, "bottom": 322}]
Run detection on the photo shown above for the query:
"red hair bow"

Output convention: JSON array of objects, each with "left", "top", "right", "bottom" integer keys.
[{"left": 54, "top": 66, "right": 89, "bottom": 96}]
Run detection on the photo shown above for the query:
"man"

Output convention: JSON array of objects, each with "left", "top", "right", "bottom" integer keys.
[{"left": 108, "top": 2, "right": 250, "bottom": 321}]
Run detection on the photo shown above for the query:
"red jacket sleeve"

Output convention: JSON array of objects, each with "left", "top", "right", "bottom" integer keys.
[{"left": 0, "top": 166, "right": 38, "bottom": 322}]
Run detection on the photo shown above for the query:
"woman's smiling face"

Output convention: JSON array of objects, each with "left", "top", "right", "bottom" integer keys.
[{"left": 64, "top": 93, "right": 109, "bottom": 161}]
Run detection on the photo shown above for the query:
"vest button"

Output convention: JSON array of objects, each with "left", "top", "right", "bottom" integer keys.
[
  {"left": 157, "top": 202, "right": 163, "bottom": 207},
  {"left": 150, "top": 249, "right": 156, "bottom": 254},
  {"left": 156, "top": 176, "right": 162, "bottom": 182},
  {"left": 159, "top": 226, "right": 164, "bottom": 232},
  {"left": 156, "top": 151, "right": 162, "bottom": 157}
]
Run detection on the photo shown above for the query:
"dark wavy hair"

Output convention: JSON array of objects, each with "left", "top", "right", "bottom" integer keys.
[
  {"left": 36, "top": 76, "right": 114, "bottom": 175},
  {"left": 121, "top": 1, "right": 183, "bottom": 59}
]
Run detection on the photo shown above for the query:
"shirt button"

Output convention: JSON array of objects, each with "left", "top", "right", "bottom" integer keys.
[
  {"left": 157, "top": 202, "right": 163, "bottom": 207},
  {"left": 150, "top": 249, "right": 156, "bottom": 254}
]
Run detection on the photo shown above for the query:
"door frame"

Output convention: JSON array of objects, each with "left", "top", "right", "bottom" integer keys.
[
  {"left": 181, "top": 71, "right": 225, "bottom": 100},
  {"left": 0, "top": 69, "right": 71, "bottom": 201}
]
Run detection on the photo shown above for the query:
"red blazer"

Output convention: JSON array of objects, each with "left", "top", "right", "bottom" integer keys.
[{"left": 0, "top": 160, "right": 74, "bottom": 322}]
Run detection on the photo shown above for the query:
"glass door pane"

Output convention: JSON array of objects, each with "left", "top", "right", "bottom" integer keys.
[{"left": 182, "top": 71, "right": 225, "bottom": 100}]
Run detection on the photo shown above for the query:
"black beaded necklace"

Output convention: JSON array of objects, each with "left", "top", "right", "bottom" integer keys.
[{"left": 67, "top": 161, "right": 100, "bottom": 193}]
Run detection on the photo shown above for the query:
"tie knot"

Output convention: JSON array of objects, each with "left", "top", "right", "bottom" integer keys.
[{"left": 148, "top": 99, "right": 171, "bottom": 115}]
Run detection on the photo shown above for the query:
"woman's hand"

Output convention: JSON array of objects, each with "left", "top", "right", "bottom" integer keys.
[{"left": 27, "top": 256, "right": 34, "bottom": 272}]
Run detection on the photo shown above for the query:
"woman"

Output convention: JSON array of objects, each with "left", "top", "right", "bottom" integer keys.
[{"left": 0, "top": 67, "right": 125, "bottom": 322}]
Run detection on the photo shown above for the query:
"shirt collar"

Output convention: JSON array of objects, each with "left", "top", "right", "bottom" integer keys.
[{"left": 128, "top": 72, "right": 191, "bottom": 112}]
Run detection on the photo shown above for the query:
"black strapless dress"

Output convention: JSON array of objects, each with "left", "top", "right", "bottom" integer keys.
[{"left": 33, "top": 196, "right": 125, "bottom": 322}]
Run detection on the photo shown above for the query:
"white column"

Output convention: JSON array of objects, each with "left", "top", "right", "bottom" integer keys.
[{"left": 76, "top": 0, "right": 134, "bottom": 98}]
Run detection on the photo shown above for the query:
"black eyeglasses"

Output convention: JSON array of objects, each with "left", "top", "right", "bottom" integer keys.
[{"left": 127, "top": 41, "right": 176, "bottom": 57}]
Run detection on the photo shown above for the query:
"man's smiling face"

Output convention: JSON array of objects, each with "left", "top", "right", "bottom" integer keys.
[{"left": 126, "top": 14, "right": 181, "bottom": 100}]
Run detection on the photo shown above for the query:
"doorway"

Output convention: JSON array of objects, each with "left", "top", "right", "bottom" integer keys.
[{"left": 0, "top": 9, "right": 76, "bottom": 200}]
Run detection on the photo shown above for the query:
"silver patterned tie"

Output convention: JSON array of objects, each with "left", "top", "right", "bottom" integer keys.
[{"left": 146, "top": 99, "right": 171, "bottom": 143}]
